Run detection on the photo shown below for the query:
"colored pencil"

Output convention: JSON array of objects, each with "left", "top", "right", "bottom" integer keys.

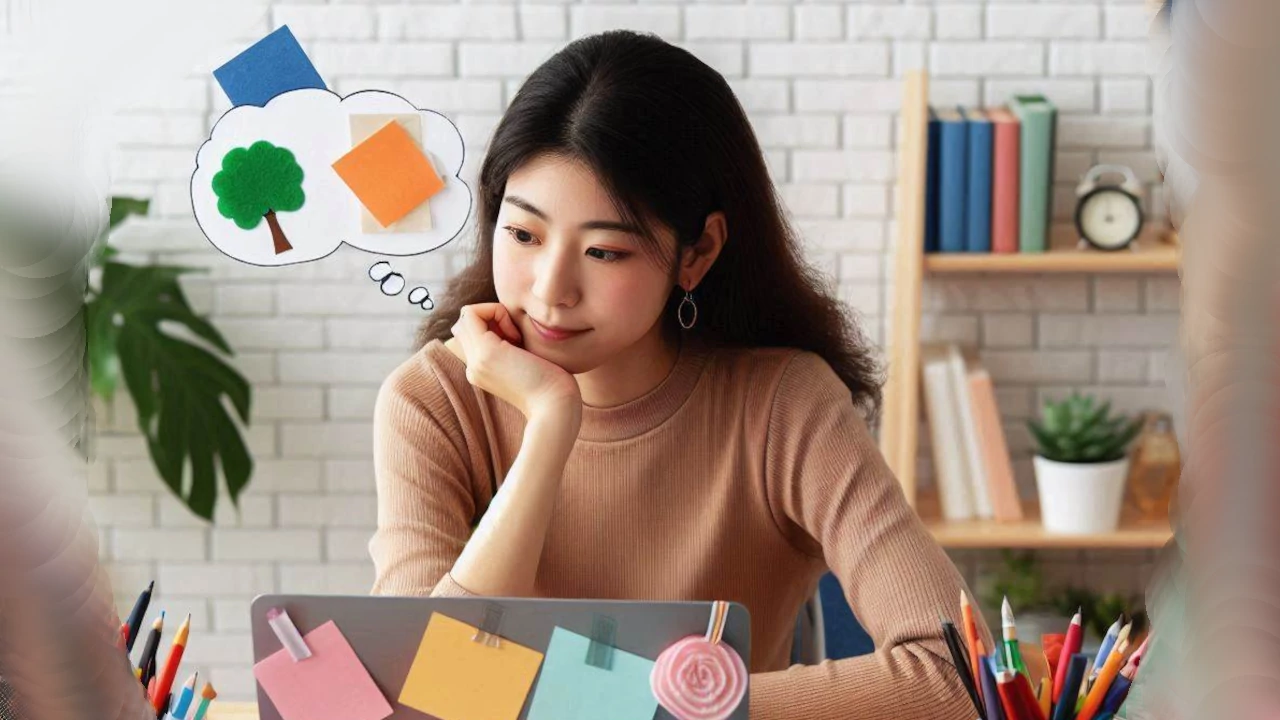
[
  {"left": 138, "top": 612, "right": 165, "bottom": 686},
  {"left": 190, "top": 682, "right": 217, "bottom": 720},
  {"left": 1052, "top": 653, "right": 1089, "bottom": 720},
  {"left": 172, "top": 672, "right": 198, "bottom": 719},
  {"left": 1017, "top": 672, "right": 1047, "bottom": 720},
  {"left": 125, "top": 581, "right": 155, "bottom": 653},
  {"left": 997, "top": 668, "right": 1044, "bottom": 720},
  {"left": 1092, "top": 617, "right": 1123, "bottom": 675},
  {"left": 942, "top": 618, "right": 984, "bottom": 718},
  {"left": 151, "top": 614, "right": 191, "bottom": 713},
  {"left": 1100, "top": 673, "right": 1133, "bottom": 715},
  {"left": 996, "top": 670, "right": 1024, "bottom": 720},
  {"left": 961, "top": 591, "right": 984, "bottom": 705},
  {"left": 1052, "top": 609, "right": 1083, "bottom": 703},
  {"left": 1037, "top": 677, "right": 1051, "bottom": 719},
  {"left": 1121, "top": 634, "right": 1151, "bottom": 677},
  {"left": 1078, "top": 637, "right": 1130, "bottom": 720},
  {"left": 982, "top": 654, "right": 1006, "bottom": 720},
  {"left": 1002, "top": 597, "right": 1027, "bottom": 676}
]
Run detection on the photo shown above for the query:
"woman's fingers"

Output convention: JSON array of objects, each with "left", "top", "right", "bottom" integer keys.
[
  {"left": 451, "top": 305, "right": 486, "bottom": 344},
  {"left": 490, "top": 304, "right": 523, "bottom": 345},
  {"left": 457, "top": 303, "right": 522, "bottom": 345}
]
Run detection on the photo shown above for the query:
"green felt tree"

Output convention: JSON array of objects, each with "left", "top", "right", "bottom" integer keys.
[{"left": 212, "top": 140, "right": 305, "bottom": 255}]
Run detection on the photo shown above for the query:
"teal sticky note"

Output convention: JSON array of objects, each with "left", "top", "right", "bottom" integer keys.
[{"left": 526, "top": 627, "right": 659, "bottom": 720}]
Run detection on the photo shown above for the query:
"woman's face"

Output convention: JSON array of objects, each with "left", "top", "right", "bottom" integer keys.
[{"left": 492, "top": 153, "right": 678, "bottom": 375}]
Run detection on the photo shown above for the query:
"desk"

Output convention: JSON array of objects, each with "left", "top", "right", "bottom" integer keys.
[{"left": 208, "top": 703, "right": 258, "bottom": 720}]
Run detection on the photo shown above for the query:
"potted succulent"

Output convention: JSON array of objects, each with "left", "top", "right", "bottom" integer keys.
[{"left": 1028, "top": 393, "right": 1144, "bottom": 534}]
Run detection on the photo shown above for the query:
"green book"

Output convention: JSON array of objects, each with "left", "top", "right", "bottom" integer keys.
[{"left": 1008, "top": 94, "right": 1057, "bottom": 253}]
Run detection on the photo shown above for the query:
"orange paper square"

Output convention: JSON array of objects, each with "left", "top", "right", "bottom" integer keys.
[{"left": 332, "top": 120, "right": 445, "bottom": 228}]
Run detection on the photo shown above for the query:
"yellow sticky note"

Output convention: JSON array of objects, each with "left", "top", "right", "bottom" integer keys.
[{"left": 398, "top": 612, "right": 544, "bottom": 720}]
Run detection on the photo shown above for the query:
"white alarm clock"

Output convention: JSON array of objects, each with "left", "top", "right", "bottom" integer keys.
[{"left": 1074, "top": 164, "right": 1145, "bottom": 251}]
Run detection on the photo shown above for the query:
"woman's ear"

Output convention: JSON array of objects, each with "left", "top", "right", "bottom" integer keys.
[{"left": 679, "top": 211, "right": 727, "bottom": 291}]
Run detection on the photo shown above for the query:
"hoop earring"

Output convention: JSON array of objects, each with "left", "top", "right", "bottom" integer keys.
[{"left": 677, "top": 290, "right": 698, "bottom": 330}]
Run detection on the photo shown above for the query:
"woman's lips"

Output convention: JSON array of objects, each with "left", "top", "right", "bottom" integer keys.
[{"left": 529, "top": 317, "right": 590, "bottom": 341}]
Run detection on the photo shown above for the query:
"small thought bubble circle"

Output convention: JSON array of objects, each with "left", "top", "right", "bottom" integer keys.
[
  {"left": 408, "top": 286, "right": 434, "bottom": 310},
  {"left": 380, "top": 273, "right": 406, "bottom": 296},
  {"left": 369, "top": 261, "right": 393, "bottom": 282}
]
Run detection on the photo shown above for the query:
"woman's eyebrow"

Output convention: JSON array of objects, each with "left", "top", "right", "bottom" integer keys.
[{"left": 502, "top": 195, "right": 642, "bottom": 235}]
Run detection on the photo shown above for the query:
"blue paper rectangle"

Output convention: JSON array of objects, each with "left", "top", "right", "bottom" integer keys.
[
  {"left": 213, "top": 25, "right": 327, "bottom": 108},
  {"left": 526, "top": 627, "right": 658, "bottom": 720}
]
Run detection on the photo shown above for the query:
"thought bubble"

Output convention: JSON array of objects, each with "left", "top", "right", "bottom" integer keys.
[{"left": 191, "top": 88, "right": 471, "bottom": 266}]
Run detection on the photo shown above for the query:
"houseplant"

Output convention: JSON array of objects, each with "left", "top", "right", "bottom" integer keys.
[
  {"left": 980, "top": 550, "right": 1148, "bottom": 645},
  {"left": 1028, "top": 393, "right": 1143, "bottom": 534},
  {"left": 86, "top": 197, "right": 254, "bottom": 521}
]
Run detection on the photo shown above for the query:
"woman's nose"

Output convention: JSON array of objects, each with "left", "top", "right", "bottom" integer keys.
[{"left": 530, "top": 248, "right": 579, "bottom": 308}]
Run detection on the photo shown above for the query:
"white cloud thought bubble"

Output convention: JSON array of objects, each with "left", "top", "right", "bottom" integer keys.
[{"left": 190, "top": 88, "right": 471, "bottom": 266}]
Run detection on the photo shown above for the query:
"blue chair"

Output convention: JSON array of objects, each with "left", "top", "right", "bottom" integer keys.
[
  {"left": 818, "top": 572, "right": 874, "bottom": 660},
  {"left": 792, "top": 572, "right": 875, "bottom": 663}
]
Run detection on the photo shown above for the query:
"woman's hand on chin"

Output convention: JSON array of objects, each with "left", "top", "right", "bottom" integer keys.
[{"left": 447, "top": 303, "right": 582, "bottom": 421}]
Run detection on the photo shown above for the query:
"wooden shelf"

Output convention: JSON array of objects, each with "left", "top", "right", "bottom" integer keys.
[
  {"left": 917, "top": 495, "right": 1173, "bottom": 549},
  {"left": 925, "top": 228, "right": 1180, "bottom": 274},
  {"left": 879, "top": 70, "right": 1177, "bottom": 554}
]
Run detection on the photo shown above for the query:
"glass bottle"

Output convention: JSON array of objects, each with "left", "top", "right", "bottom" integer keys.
[{"left": 1125, "top": 412, "right": 1181, "bottom": 521}]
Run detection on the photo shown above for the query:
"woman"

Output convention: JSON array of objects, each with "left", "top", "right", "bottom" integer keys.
[{"left": 371, "top": 30, "right": 988, "bottom": 720}]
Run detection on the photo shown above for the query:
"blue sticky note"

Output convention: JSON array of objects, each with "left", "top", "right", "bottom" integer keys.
[
  {"left": 213, "top": 25, "right": 327, "bottom": 108},
  {"left": 526, "top": 627, "right": 658, "bottom": 720}
]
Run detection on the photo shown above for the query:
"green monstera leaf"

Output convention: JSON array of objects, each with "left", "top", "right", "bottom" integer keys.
[{"left": 86, "top": 198, "right": 253, "bottom": 520}]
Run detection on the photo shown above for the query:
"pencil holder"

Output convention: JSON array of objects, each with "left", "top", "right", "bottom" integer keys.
[{"left": 1034, "top": 456, "right": 1129, "bottom": 534}]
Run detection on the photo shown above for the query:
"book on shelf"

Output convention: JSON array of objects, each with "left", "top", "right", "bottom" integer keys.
[
  {"left": 935, "top": 108, "right": 968, "bottom": 254},
  {"left": 966, "top": 365, "right": 1023, "bottom": 522},
  {"left": 1008, "top": 94, "right": 1058, "bottom": 254},
  {"left": 988, "top": 107, "right": 1021, "bottom": 255},
  {"left": 947, "top": 344, "right": 992, "bottom": 519},
  {"left": 921, "top": 98, "right": 1056, "bottom": 257},
  {"left": 960, "top": 108, "right": 993, "bottom": 254},
  {"left": 925, "top": 107, "right": 941, "bottom": 254},
  {"left": 920, "top": 343, "right": 1024, "bottom": 523},
  {"left": 921, "top": 343, "right": 972, "bottom": 521}
]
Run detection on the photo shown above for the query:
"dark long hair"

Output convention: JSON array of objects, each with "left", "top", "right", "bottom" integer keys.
[{"left": 417, "top": 30, "right": 884, "bottom": 422}]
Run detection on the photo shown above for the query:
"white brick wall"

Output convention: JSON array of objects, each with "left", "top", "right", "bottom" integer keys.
[{"left": 93, "top": 0, "right": 1169, "bottom": 700}]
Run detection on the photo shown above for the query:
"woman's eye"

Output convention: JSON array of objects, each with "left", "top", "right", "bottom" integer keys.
[
  {"left": 586, "top": 248, "right": 628, "bottom": 262},
  {"left": 504, "top": 226, "right": 537, "bottom": 245}
]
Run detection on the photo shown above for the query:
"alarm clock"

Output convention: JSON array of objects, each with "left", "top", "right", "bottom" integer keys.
[{"left": 1074, "top": 164, "right": 1145, "bottom": 251}]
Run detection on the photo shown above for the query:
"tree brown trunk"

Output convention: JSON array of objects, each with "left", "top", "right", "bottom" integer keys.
[{"left": 264, "top": 210, "right": 292, "bottom": 254}]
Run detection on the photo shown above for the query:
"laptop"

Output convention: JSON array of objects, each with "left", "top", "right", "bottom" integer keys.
[{"left": 249, "top": 594, "right": 751, "bottom": 720}]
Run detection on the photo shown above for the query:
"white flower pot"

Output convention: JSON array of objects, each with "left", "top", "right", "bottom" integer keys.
[{"left": 1033, "top": 456, "right": 1130, "bottom": 534}]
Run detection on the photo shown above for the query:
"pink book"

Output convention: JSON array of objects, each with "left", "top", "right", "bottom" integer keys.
[
  {"left": 966, "top": 366, "right": 1024, "bottom": 522},
  {"left": 988, "top": 108, "right": 1021, "bottom": 255}
]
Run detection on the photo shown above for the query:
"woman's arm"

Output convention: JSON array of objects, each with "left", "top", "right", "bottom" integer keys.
[
  {"left": 370, "top": 336, "right": 582, "bottom": 599},
  {"left": 448, "top": 401, "right": 580, "bottom": 596},
  {"left": 751, "top": 352, "right": 993, "bottom": 720},
  {"left": 369, "top": 357, "right": 487, "bottom": 598}
]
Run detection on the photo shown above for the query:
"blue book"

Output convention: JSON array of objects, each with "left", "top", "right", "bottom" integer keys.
[
  {"left": 924, "top": 107, "right": 941, "bottom": 253},
  {"left": 961, "top": 107, "right": 993, "bottom": 253},
  {"left": 935, "top": 108, "right": 967, "bottom": 254}
]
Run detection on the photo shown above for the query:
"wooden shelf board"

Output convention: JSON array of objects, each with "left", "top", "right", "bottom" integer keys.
[
  {"left": 917, "top": 495, "right": 1173, "bottom": 549},
  {"left": 925, "top": 228, "right": 1180, "bottom": 274}
]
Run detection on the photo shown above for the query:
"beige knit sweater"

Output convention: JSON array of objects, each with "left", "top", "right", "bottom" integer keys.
[{"left": 370, "top": 336, "right": 990, "bottom": 720}]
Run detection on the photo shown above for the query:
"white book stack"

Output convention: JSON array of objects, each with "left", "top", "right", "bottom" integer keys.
[{"left": 920, "top": 343, "right": 973, "bottom": 521}]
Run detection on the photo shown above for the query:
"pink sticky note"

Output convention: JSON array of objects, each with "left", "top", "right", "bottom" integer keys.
[{"left": 253, "top": 620, "right": 392, "bottom": 720}]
